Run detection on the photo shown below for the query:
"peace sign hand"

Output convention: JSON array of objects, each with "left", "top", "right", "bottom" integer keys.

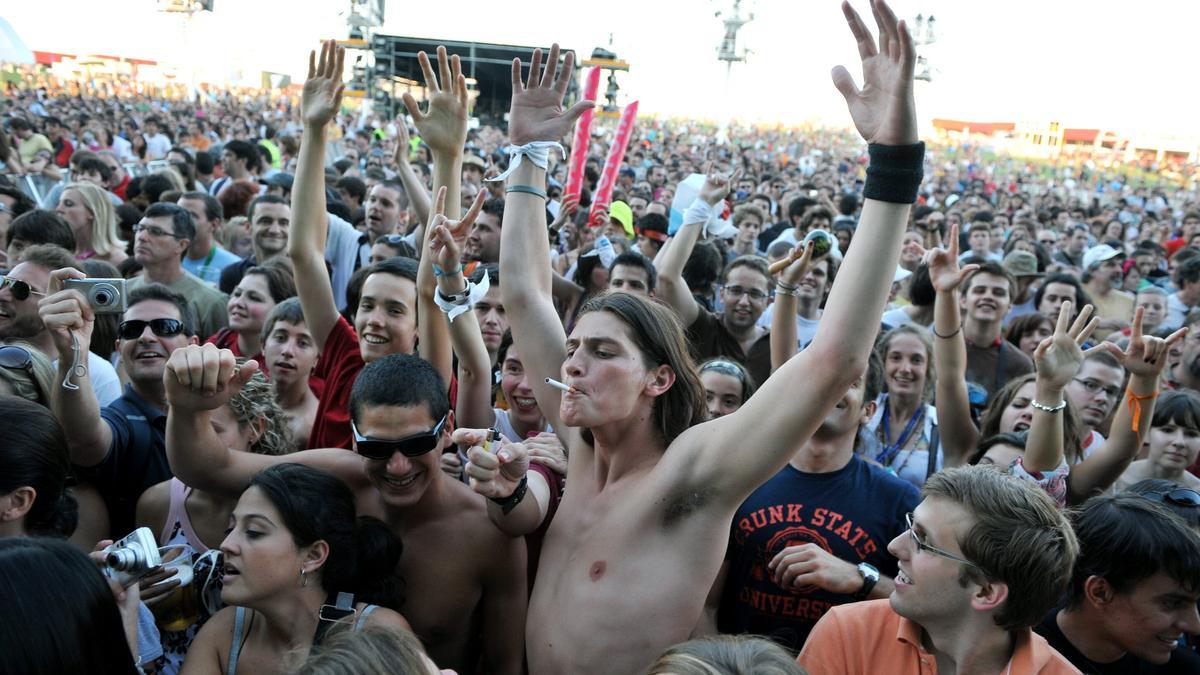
[
  {"left": 832, "top": 0, "right": 918, "bottom": 145},
  {"left": 508, "top": 43, "right": 595, "bottom": 146},
  {"left": 923, "top": 223, "right": 976, "bottom": 293},
  {"left": 698, "top": 162, "right": 742, "bottom": 207},
  {"left": 428, "top": 185, "right": 487, "bottom": 273}
]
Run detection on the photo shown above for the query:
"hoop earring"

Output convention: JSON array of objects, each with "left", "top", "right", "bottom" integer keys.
[{"left": 300, "top": 567, "right": 308, "bottom": 587}]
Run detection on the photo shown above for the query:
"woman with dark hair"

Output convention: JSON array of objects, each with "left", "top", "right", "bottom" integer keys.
[
  {"left": 206, "top": 263, "right": 297, "bottom": 367},
  {"left": 698, "top": 358, "right": 757, "bottom": 420},
  {"left": 179, "top": 463, "right": 409, "bottom": 674},
  {"left": 137, "top": 369, "right": 293, "bottom": 674},
  {"left": 0, "top": 537, "right": 141, "bottom": 674},
  {"left": 1005, "top": 312, "right": 1054, "bottom": 358},
  {"left": 0, "top": 397, "right": 77, "bottom": 539},
  {"left": 1115, "top": 390, "right": 1200, "bottom": 492}
]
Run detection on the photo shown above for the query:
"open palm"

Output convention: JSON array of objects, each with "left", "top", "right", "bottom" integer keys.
[
  {"left": 402, "top": 47, "right": 469, "bottom": 156},
  {"left": 509, "top": 44, "right": 594, "bottom": 146},
  {"left": 832, "top": 0, "right": 917, "bottom": 145},
  {"left": 301, "top": 41, "right": 345, "bottom": 128},
  {"left": 1034, "top": 302, "right": 1099, "bottom": 390}
]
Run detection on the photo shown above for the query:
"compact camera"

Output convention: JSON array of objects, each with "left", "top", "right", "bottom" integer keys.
[
  {"left": 65, "top": 278, "right": 127, "bottom": 314},
  {"left": 104, "top": 526, "right": 161, "bottom": 588}
]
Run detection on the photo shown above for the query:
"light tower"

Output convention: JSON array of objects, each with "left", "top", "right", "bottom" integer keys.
[
  {"left": 714, "top": 0, "right": 753, "bottom": 139},
  {"left": 912, "top": 13, "right": 937, "bottom": 82}
]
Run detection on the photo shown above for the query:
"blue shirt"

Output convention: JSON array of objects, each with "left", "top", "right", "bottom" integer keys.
[
  {"left": 717, "top": 455, "right": 920, "bottom": 650},
  {"left": 77, "top": 384, "right": 169, "bottom": 537},
  {"left": 182, "top": 245, "right": 242, "bottom": 287}
]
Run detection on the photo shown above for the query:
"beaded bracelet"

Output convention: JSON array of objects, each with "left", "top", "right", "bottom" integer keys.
[
  {"left": 431, "top": 263, "right": 465, "bottom": 278},
  {"left": 1030, "top": 399, "right": 1067, "bottom": 413}
]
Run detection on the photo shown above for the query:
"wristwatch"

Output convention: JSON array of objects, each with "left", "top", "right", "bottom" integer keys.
[
  {"left": 437, "top": 283, "right": 472, "bottom": 306},
  {"left": 852, "top": 562, "right": 880, "bottom": 600}
]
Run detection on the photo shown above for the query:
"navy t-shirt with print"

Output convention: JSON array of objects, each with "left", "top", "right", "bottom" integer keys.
[{"left": 717, "top": 455, "right": 920, "bottom": 650}]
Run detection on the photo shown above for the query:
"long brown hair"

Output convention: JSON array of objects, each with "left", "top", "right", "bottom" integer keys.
[
  {"left": 578, "top": 292, "right": 706, "bottom": 445},
  {"left": 978, "top": 373, "right": 1084, "bottom": 464}
]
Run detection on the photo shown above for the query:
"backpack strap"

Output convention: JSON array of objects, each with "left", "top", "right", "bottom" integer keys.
[
  {"left": 313, "top": 591, "right": 356, "bottom": 646},
  {"left": 926, "top": 423, "right": 941, "bottom": 480}
]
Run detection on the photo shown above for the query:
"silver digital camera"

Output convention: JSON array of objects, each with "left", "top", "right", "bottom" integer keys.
[
  {"left": 64, "top": 278, "right": 127, "bottom": 314},
  {"left": 104, "top": 526, "right": 161, "bottom": 587}
]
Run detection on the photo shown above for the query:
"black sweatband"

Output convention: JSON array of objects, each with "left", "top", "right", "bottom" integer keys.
[{"left": 863, "top": 142, "right": 925, "bottom": 204}]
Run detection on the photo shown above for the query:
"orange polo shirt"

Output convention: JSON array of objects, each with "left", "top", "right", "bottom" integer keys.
[{"left": 797, "top": 599, "right": 1080, "bottom": 675}]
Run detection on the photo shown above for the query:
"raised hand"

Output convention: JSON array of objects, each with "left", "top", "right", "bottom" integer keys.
[
  {"left": 923, "top": 223, "right": 976, "bottom": 293},
  {"left": 38, "top": 267, "right": 94, "bottom": 359},
  {"left": 392, "top": 117, "right": 412, "bottom": 165},
  {"left": 402, "top": 47, "right": 469, "bottom": 157},
  {"left": 698, "top": 162, "right": 742, "bottom": 206},
  {"left": 164, "top": 344, "right": 259, "bottom": 413},
  {"left": 832, "top": 0, "right": 917, "bottom": 145},
  {"left": 301, "top": 40, "right": 346, "bottom": 129},
  {"left": 774, "top": 240, "right": 817, "bottom": 287},
  {"left": 1100, "top": 307, "right": 1187, "bottom": 379},
  {"left": 550, "top": 194, "right": 580, "bottom": 231},
  {"left": 525, "top": 432, "right": 568, "bottom": 476},
  {"left": 456, "top": 428, "right": 530, "bottom": 498},
  {"left": 428, "top": 185, "right": 487, "bottom": 272},
  {"left": 508, "top": 43, "right": 594, "bottom": 146},
  {"left": 1034, "top": 302, "right": 1101, "bottom": 391}
]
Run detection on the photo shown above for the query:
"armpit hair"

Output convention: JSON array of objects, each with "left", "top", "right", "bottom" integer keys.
[{"left": 660, "top": 486, "right": 719, "bottom": 528}]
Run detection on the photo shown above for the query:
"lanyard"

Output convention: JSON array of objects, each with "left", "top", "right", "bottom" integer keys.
[
  {"left": 196, "top": 245, "right": 217, "bottom": 278},
  {"left": 877, "top": 396, "right": 924, "bottom": 466}
]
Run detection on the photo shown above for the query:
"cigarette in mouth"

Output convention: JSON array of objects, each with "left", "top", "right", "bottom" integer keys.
[{"left": 544, "top": 377, "right": 577, "bottom": 393}]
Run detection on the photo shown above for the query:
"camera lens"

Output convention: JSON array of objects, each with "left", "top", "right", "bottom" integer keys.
[
  {"left": 94, "top": 290, "right": 112, "bottom": 305},
  {"left": 106, "top": 548, "right": 139, "bottom": 571}
]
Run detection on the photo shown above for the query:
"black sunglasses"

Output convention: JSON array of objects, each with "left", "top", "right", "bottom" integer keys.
[
  {"left": 117, "top": 318, "right": 185, "bottom": 340},
  {"left": 0, "top": 276, "right": 46, "bottom": 301},
  {"left": 1143, "top": 488, "right": 1200, "bottom": 507},
  {"left": 352, "top": 415, "right": 447, "bottom": 460}
]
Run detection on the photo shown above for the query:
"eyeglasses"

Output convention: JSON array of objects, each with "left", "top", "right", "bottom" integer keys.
[
  {"left": 132, "top": 223, "right": 183, "bottom": 239},
  {"left": 117, "top": 318, "right": 185, "bottom": 340},
  {"left": 905, "top": 512, "right": 981, "bottom": 569},
  {"left": 1072, "top": 378, "right": 1120, "bottom": 400},
  {"left": 352, "top": 415, "right": 447, "bottom": 460},
  {"left": 722, "top": 286, "right": 769, "bottom": 301},
  {"left": 0, "top": 276, "right": 47, "bottom": 301},
  {"left": 1142, "top": 488, "right": 1200, "bottom": 507}
]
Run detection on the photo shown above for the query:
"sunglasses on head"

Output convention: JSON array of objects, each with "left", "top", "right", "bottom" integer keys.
[
  {"left": 117, "top": 318, "right": 185, "bottom": 340},
  {"left": 0, "top": 344, "right": 34, "bottom": 371},
  {"left": 1143, "top": 488, "right": 1200, "bottom": 507},
  {"left": 352, "top": 415, "right": 447, "bottom": 460},
  {"left": 0, "top": 276, "right": 46, "bottom": 301}
]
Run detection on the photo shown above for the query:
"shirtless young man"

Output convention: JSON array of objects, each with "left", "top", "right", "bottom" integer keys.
[
  {"left": 158, "top": 42, "right": 525, "bottom": 674},
  {"left": 460, "top": 3, "right": 922, "bottom": 672}
]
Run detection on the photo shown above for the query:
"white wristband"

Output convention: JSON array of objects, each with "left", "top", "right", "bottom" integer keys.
[
  {"left": 433, "top": 269, "right": 491, "bottom": 322},
  {"left": 683, "top": 198, "right": 720, "bottom": 236},
  {"left": 488, "top": 141, "right": 565, "bottom": 182}
]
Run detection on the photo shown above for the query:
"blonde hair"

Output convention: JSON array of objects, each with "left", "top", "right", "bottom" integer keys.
[
  {"left": 228, "top": 365, "right": 293, "bottom": 456},
  {"left": 63, "top": 182, "right": 125, "bottom": 256},
  {"left": 289, "top": 623, "right": 432, "bottom": 675},
  {"left": 645, "top": 636, "right": 807, "bottom": 675},
  {"left": 0, "top": 341, "right": 55, "bottom": 407}
]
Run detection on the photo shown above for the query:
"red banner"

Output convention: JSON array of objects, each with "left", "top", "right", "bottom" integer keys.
[
  {"left": 589, "top": 100, "right": 639, "bottom": 227},
  {"left": 563, "top": 67, "right": 602, "bottom": 205}
]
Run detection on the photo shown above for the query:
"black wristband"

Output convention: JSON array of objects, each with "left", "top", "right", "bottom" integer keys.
[
  {"left": 863, "top": 142, "right": 925, "bottom": 205},
  {"left": 488, "top": 475, "right": 529, "bottom": 515}
]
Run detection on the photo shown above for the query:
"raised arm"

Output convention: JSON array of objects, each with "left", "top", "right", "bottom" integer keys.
[
  {"left": 924, "top": 225, "right": 980, "bottom": 467},
  {"left": 403, "top": 47, "right": 469, "bottom": 389},
  {"left": 499, "top": 44, "right": 593, "bottom": 449},
  {"left": 653, "top": 164, "right": 738, "bottom": 330},
  {"left": 290, "top": 40, "right": 345, "bottom": 352},
  {"left": 1067, "top": 309, "right": 1185, "bottom": 502},
  {"left": 426, "top": 186, "right": 493, "bottom": 429},
  {"left": 38, "top": 268, "right": 111, "bottom": 467},
  {"left": 1024, "top": 303, "right": 1099, "bottom": 474},
  {"left": 392, "top": 118, "right": 431, "bottom": 227},
  {"left": 670, "top": 0, "right": 922, "bottom": 501},
  {"left": 163, "top": 344, "right": 363, "bottom": 496},
  {"left": 769, "top": 243, "right": 815, "bottom": 373}
]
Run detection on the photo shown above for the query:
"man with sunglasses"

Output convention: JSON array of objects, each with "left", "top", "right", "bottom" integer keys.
[
  {"left": 654, "top": 173, "right": 775, "bottom": 388},
  {"left": 799, "top": 465, "right": 1079, "bottom": 674},
  {"left": 39, "top": 274, "right": 198, "bottom": 537},
  {"left": 1036, "top": 493, "right": 1200, "bottom": 673},
  {"left": 1, "top": 245, "right": 121, "bottom": 405},
  {"left": 126, "top": 202, "right": 229, "bottom": 340}
]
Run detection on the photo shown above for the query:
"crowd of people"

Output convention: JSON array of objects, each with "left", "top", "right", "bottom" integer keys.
[{"left": 1, "top": 1, "right": 1200, "bottom": 673}]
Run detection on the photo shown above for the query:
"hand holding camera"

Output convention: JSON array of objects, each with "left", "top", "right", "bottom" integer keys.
[{"left": 38, "top": 268, "right": 96, "bottom": 362}]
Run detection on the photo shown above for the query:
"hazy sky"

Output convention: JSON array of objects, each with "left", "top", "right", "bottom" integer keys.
[{"left": 5, "top": 1, "right": 1197, "bottom": 138}]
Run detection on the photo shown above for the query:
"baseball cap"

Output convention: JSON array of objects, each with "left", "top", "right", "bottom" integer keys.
[
  {"left": 462, "top": 153, "right": 486, "bottom": 170},
  {"left": 266, "top": 172, "right": 294, "bottom": 191},
  {"left": 1002, "top": 250, "right": 1042, "bottom": 278},
  {"left": 1082, "top": 244, "right": 1123, "bottom": 271},
  {"left": 609, "top": 201, "right": 634, "bottom": 239}
]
